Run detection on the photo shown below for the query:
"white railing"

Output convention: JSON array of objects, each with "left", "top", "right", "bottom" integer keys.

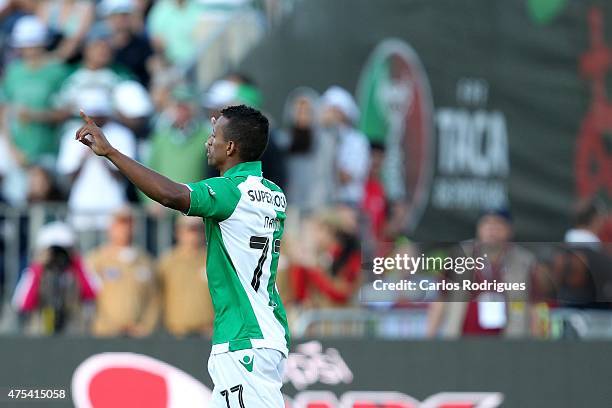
[
  {"left": 3, "top": 203, "right": 612, "bottom": 339},
  {"left": 0, "top": 204, "right": 177, "bottom": 314},
  {"left": 290, "top": 307, "right": 430, "bottom": 339},
  {"left": 290, "top": 307, "right": 612, "bottom": 340},
  {"left": 549, "top": 308, "right": 612, "bottom": 339}
]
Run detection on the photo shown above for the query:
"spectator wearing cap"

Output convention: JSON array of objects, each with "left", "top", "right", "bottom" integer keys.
[
  {"left": 142, "top": 85, "right": 206, "bottom": 216},
  {"left": 54, "top": 26, "right": 131, "bottom": 120},
  {"left": 0, "top": 0, "right": 38, "bottom": 66},
  {"left": 37, "top": 0, "right": 95, "bottom": 61},
  {"left": 201, "top": 75, "right": 286, "bottom": 186},
  {"left": 56, "top": 88, "right": 137, "bottom": 232},
  {"left": 88, "top": 207, "right": 159, "bottom": 337},
  {"left": 0, "top": 0, "right": 34, "bottom": 36},
  {"left": 427, "top": 209, "right": 538, "bottom": 338},
  {"left": 564, "top": 200, "right": 605, "bottom": 250},
  {"left": 112, "top": 80, "right": 154, "bottom": 141},
  {"left": 158, "top": 216, "right": 213, "bottom": 337},
  {"left": 201, "top": 79, "right": 239, "bottom": 119},
  {"left": 199, "top": 79, "right": 239, "bottom": 179},
  {"left": 201, "top": 76, "right": 264, "bottom": 120},
  {"left": 314, "top": 86, "right": 370, "bottom": 208},
  {"left": 2, "top": 16, "right": 69, "bottom": 166},
  {"left": 12, "top": 221, "right": 98, "bottom": 335},
  {"left": 100, "top": 0, "right": 154, "bottom": 87}
]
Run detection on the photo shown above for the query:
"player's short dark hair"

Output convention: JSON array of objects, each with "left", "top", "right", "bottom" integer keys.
[{"left": 221, "top": 105, "right": 269, "bottom": 162}]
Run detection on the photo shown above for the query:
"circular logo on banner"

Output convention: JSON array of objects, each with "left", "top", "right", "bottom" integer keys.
[
  {"left": 357, "top": 38, "right": 434, "bottom": 233},
  {"left": 72, "top": 353, "right": 212, "bottom": 408}
]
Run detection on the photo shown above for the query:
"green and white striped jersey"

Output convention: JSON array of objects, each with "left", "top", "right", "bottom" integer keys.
[{"left": 185, "top": 161, "right": 290, "bottom": 357}]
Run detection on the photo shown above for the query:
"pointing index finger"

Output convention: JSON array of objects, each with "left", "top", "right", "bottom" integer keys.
[{"left": 80, "top": 110, "right": 94, "bottom": 125}]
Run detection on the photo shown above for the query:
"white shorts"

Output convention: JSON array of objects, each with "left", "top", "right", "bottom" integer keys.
[{"left": 208, "top": 348, "right": 286, "bottom": 408}]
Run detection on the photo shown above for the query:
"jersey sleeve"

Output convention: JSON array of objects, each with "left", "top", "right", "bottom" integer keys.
[{"left": 185, "top": 177, "right": 241, "bottom": 220}]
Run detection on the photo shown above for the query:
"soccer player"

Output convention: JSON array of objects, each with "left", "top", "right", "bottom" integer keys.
[{"left": 75, "top": 105, "right": 290, "bottom": 407}]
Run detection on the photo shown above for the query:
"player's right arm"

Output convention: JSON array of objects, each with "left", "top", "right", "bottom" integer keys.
[{"left": 75, "top": 111, "right": 190, "bottom": 213}]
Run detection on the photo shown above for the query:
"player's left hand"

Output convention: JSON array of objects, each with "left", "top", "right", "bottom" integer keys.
[{"left": 75, "top": 110, "right": 115, "bottom": 157}]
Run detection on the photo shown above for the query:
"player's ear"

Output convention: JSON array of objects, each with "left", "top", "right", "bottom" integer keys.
[{"left": 226, "top": 140, "right": 237, "bottom": 157}]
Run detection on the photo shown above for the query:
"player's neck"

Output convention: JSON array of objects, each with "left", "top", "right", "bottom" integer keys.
[{"left": 219, "top": 159, "right": 243, "bottom": 176}]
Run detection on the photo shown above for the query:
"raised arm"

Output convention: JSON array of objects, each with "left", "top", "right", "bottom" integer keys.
[{"left": 75, "top": 111, "right": 190, "bottom": 213}]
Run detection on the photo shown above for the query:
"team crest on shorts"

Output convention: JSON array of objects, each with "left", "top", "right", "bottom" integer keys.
[{"left": 239, "top": 355, "right": 254, "bottom": 372}]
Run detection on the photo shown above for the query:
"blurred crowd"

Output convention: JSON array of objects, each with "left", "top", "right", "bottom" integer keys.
[
  {"left": 0, "top": 0, "right": 280, "bottom": 210},
  {"left": 1, "top": 74, "right": 610, "bottom": 339},
  {"left": 0, "top": 76, "right": 411, "bottom": 337},
  {"left": 0, "top": 0, "right": 610, "bottom": 339}
]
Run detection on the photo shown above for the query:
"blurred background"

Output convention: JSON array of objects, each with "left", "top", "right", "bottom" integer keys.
[{"left": 0, "top": 0, "right": 611, "bottom": 407}]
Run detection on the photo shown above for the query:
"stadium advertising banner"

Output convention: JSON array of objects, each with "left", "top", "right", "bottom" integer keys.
[
  {"left": 240, "top": 0, "right": 612, "bottom": 242},
  {"left": 0, "top": 338, "right": 611, "bottom": 407}
]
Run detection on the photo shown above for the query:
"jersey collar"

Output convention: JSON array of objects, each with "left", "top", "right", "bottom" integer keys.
[{"left": 223, "top": 161, "right": 263, "bottom": 177}]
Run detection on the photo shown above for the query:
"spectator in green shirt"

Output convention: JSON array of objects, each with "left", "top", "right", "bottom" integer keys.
[
  {"left": 2, "top": 16, "right": 69, "bottom": 165},
  {"left": 147, "top": 0, "right": 204, "bottom": 65},
  {"left": 142, "top": 85, "right": 207, "bottom": 215}
]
